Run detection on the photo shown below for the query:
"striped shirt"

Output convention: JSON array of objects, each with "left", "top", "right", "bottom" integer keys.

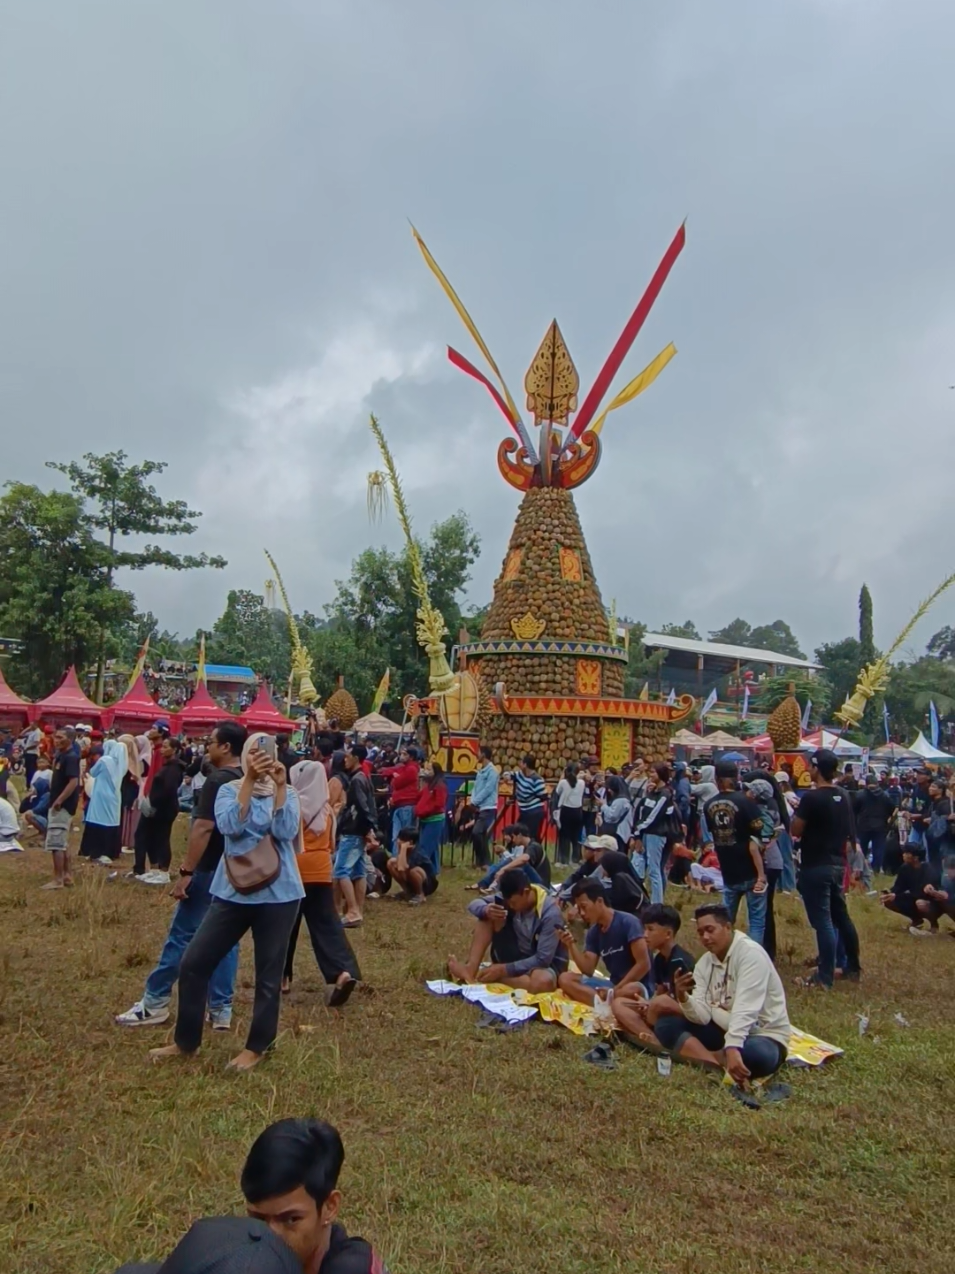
[{"left": 515, "top": 769, "right": 546, "bottom": 813}]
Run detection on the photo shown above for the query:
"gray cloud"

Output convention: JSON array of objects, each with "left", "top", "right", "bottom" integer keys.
[{"left": 2, "top": 0, "right": 954, "bottom": 659}]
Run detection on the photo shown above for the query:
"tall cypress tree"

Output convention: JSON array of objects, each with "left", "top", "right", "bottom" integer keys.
[{"left": 859, "top": 584, "right": 875, "bottom": 666}]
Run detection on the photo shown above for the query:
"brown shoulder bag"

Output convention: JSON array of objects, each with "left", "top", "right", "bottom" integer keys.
[{"left": 224, "top": 832, "right": 281, "bottom": 895}]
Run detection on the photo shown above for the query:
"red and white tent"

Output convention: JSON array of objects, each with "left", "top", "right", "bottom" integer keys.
[
  {"left": 30, "top": 667, "right": 105, "bottom": 727},
  {"left": 107, "top": 674, "right": 162, "bottom": 731},
  {"left": 176, "top": 681, "right": 228, "bottom": 736},
  {"left": 238, "top": 684, "right": 297, "bottom": 734},
  {"left": 0, "top": 666, "right": 31, "bottom": 726}
]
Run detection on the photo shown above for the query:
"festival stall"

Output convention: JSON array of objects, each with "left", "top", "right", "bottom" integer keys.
[
  {"left": 801, "top": 728, "right": 864, "bottom": 758},
  {"left": 906, "top": 731, "right": 955, "bottom": 764},
  {"left": 106, "top": 674, "right": 162, "bottom": 733},
  {"left": 0, "top": 666, "right": 31, "bottom": 728},
  {"left": 352, "top": 711, "right": 404, "bottom": 738},
  {"left": 29, "top": 666, "right": 105, "bottom": 728},
  {"left": 175, "top": 681, "right": 226, "bottom": 736},
  {"left": 238, "top": 684, "right": 297, "bottom": 734}
]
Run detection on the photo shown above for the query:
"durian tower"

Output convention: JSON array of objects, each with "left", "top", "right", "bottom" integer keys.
[{"left": 465, "top": 487, "right": 671, "bottom": 776}]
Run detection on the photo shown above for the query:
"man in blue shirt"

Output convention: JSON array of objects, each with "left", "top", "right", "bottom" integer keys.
[
  {"left": 469, "top": 745, "right": 499, "bottom": 868},
  {"left": 557, "top": 879, "right": 651, "bottom": 1005}
]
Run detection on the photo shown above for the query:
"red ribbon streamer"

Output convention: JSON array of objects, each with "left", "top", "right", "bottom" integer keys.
[
  {"left": 448, "top": 347, "right": 522, "bottom": 438},
  {"left": 570, "top": 222, "right": 686, "bottom": 441}
]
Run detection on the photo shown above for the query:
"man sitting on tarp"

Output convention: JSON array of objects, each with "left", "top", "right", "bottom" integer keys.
[
  {"left": 647, "top": 903, "right": 792, "bottom": 1086},
  {"left": 556, "top": 879, "right": 651, "bottom": 1006},
  {"left": 447, "top": 868, "right": 567, "bottom": 991}
]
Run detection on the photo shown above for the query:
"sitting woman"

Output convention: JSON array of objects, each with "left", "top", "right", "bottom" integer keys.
[{"left": 150, "top": 732, "right": 303, "bottom": 1073}]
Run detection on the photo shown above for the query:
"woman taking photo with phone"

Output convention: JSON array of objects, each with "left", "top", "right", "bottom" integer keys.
[{"left": 150, "top": 732, "right": 303, "bottom": 1072}]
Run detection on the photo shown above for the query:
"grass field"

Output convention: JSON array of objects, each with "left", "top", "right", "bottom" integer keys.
[{"left": 1, "top": 816, "right": 953, "bottom": 1274}]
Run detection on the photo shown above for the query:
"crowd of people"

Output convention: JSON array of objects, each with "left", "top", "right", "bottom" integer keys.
[{"left": 2, "top": 717, "right": 953, "bottom": 1091}]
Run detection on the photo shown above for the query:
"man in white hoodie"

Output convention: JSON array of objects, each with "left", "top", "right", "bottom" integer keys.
[{"left": 651, "top": 903, "right": 791, "bottom": 1084}]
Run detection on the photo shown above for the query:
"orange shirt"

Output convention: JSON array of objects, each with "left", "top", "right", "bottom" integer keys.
[{"left": 297, "top": 821, "right": 334, "bottom": 884}]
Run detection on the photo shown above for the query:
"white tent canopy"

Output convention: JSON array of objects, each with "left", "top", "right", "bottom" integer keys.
[
  {"left": 352, "top": 712, "right": 404, "bottom": 736},
  {"left": 907, "top": 731, "right": 955, "bottom": 761},
  {"left": 802, "top": 729, "right": 864, "bottom": 758}
]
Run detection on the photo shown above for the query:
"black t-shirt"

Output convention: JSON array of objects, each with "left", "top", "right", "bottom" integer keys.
[
  {"left": 320, "top": 1223, "right": 388, "bottom": 1274},
  {"left": 702, "top": 791, "right": 763, "bottom": 886},
  {"left": 854, "top": 788, "right": 895, "bottom": 833},
  {"left": 194, "top": 764, "right": 242, "bottom": 873},
  {"left": 50, "top": 745, "right": 81, "bottom": 815},
  {"left": 524, "top": 839, "right": 552, "bottom": 888},
  {"left": 652, "top": 943, "right": 696, "bottom": 996},
  {"left": 796, "top": 786, "right": 853, "bottom": 869}
]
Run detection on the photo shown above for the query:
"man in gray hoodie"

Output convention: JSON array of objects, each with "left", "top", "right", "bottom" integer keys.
[{"left": 448, "top": 868, "right": 568, "bottom": 991}]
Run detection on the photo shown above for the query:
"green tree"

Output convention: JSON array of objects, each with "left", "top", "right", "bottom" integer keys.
[
  {"left": 0, "top": 483, "right": 136, "bottom": 696},
  {"left": 209, "top": 589, "right": 291, "bottom": 687},
  {"left": 708, "top": 618, "right": 753, "bottom": 646},
  {"left": 884, "top": 657, "right": 955, "bottom": 740},
  {"left": 659, "top": 620, "right": 701, "bottom": 639},
  {"left": 747, "top": 620, "right": 806, "bottom": 660},
  {"left": 815, "top": 637, "right": 863, "bottom": 720},
  {"left": 622, "top": 622, "right": 666, "bottom": 698},
  {"left": 927, "top": 625, "right": 955, "bottom": 660},
  {"left": 859, "top": 584, "right": 875, "bottom": 666},
  {"left": 48, "top": 452, "right": 226, "bottom": 697},
  {"left": 327, "top": 513, "right": 480, "bottom": 700}
]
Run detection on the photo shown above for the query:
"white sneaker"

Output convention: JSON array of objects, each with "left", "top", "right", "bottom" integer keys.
[
  {"left": 114, "top": 1001, "right": 170, "bottom": 1027},
  {"left": 908, "top": 925, "right": 935, "bottom": 938},
  {"left": 95, "top": 856, "right": 114, "bottom": 867},
  {"left": 207, "top": 1008, "right": 233, "bottom": 1031},
  {"left": 137, "top": 871, "right": 171, "bottom": 885}
]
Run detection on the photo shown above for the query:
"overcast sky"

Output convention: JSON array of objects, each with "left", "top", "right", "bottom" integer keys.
[{"left": 3, "top": 0, "right": 954, "bottom": 660}]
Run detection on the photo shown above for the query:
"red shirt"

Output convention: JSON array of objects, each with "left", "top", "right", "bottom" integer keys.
[
  {"left": 415, "top": 781, "right": 447, "bottom": 820},
  {"left": 381, "top": 760, "right": 420, "bottom": 808}
]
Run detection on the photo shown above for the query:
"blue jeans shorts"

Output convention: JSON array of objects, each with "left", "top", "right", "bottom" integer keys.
[{"left": 333, "top": 834, "right": 367, "bottom": 881}]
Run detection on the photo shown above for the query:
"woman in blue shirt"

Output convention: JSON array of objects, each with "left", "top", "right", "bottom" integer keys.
[{"left": 150, "top": 732, "right": 303, "bottom": 1072}]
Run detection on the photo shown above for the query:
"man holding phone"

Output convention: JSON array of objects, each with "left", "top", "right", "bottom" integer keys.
[{"left": 447, "top": 867, "right": 567, "bottom": 991}]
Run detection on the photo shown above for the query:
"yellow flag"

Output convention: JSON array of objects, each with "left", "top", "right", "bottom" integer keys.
[
  {"left": 127, "top": 636, "right": 150, "bottom": 692},
  {"left": 639, "top": 682, "right": 649, "bottom": 701},
  {"left": 371, "top": 667, "right": 390, "bottom": 713},
  {"left": 197, "top": 633, "right": 206, "bottom": 685},
  {"left": 590, "top": 344, "right": 677, "bottom": 437}
]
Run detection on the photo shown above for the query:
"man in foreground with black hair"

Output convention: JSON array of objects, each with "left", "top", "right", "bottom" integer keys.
[
  {"left": 242, "top": 1118, "right": 389, "bottom": 1274},
  {"left": 448, "top": 867, "right": 567, "bottom": 990},
  {"left": 791, "top": 747, "right": 861, "bottom": 988}
]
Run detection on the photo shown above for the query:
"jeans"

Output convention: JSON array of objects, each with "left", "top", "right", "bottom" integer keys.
[
  {"left": 722, "top": 879, "right": 768, "bottom": 947},
  {"left": 391, "top": 804, "right": 416, "bottom": 855},
  {"left": 762, "top": 867, "right": 782, "bottom": 962},
  {"left": 471, "top": 809, "right": 496, "bottom": 868},
  {"left": 556, "top": 807, "right": 584, "bottom": 865},
  {"left": 653, "top": 1016, "right": 787, "bottom": 1078},
  {"left": 634, "top": 833, "right": 667, "bottom": 904},
  {"left": 859, "top": 828, "right": 887, "bottom": 873},
  {"left": 284, "top": 883, "right": 361, "bottom": 985},
  {"left": 776, "top": 829, "right": 797, "bottom": 893},
  {"left": 798, "top": 863, "right": 861, "bottom": 987},
  {"left": 418, "top": 819, "right": 443, "bottom": 874},
  {"left": 477, "top": 850, "right": 516, "bottom": 890},
  {"left": 520, "top": 807, "right": 545, "bottom": 843},
  {"left": 143, "top": 870, "right": 238, "bottom": 1014},
  {"left": 176, "top": 898, "right": 300, "bottom": 1055}
]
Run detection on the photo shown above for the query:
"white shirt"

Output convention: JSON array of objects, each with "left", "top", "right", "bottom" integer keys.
[
  {"left": 682, "top": 931, "right": 791, "bottom": 1050},
  {"left": 555, "top": 778, "right": 584, "bottom": 810}
]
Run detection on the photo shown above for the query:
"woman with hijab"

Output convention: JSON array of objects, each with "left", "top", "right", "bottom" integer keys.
[
  {"left": 133, "top": 738, "right": 185, "bottom": 885},
  {"left": 150, "top": 733, "right": 303, "bottom": 1073},
  {"left": 118, "top": 734, "right": 143, "bottom": 854},
  {"left": 79, "top": 738, "right": 126, "bottom": 864},
  {"left": 598, "top": 775, "right": 634, "bottom": 850},
  {"left": 283, "top": 753, "right": 360, "bottom": 1004},
  {"left": 598, "top": 848, "right": 647, "bottom": 916}
]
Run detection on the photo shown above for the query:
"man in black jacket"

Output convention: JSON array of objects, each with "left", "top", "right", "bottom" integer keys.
[
  {"left": 333, "top": 746, "right": 379, "bottom": 927},
  {"left": 880, "top": 844, "right": 940, "bottom": 933},
  {"left": 854, "top": 777, "right": 895, "bottom": 874}
]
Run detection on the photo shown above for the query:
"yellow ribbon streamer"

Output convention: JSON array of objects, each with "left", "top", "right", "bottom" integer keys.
[
  {"left": 589, "top": 343, "right": 677, "bottom": 437},
  {"left": 411, "top": 225, "right": 523, "bottom": 426}
]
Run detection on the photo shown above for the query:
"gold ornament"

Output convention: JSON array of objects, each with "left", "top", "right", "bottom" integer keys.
[
  {"left": 510, "top": 612, "right": 546, "bottom": 641},
  {"left": 524, "top": 320, "right": 579, "bottom": 428},
  {"left": 264, "top": 548, "right": 318, "bottom": 706}
]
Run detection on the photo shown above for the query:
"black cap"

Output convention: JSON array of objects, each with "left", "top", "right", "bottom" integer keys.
[
  {"left": 809, "top": 748, "right": 839, "bottom": 779},
  {"left": 115, "top": 1218, "right": 301, "bottom": 1274}
]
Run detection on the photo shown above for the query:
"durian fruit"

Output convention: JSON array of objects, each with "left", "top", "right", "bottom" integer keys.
[
  {"left": 767, "top": 682, "right": 802, "bottom": 750},
  {"left": 324, "top": 677, "right": 359, "bottom": 730}
]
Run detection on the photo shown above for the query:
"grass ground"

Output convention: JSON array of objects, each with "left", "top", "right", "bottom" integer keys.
[{"left": 1, "top": 815, "right": 953, "bottom": 1274}]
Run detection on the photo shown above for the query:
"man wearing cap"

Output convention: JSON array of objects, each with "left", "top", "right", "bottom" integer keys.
[
  {"left": 557, "top": 833, "right": 617, "bottom": 902},
  {"left": 791, "top": 748, "right": 861, "bottom": 987}
]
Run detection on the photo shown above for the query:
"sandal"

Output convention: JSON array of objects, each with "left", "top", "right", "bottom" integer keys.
[
  {"left": 729, "top": 1083, "right": 762, "bottom": 1110},
  {"left": 583, "top": 1041, "right": 616, "bottom": 1070},
  {"left": 326, "top": 977, "right": 357, "bottom": 1008}
]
